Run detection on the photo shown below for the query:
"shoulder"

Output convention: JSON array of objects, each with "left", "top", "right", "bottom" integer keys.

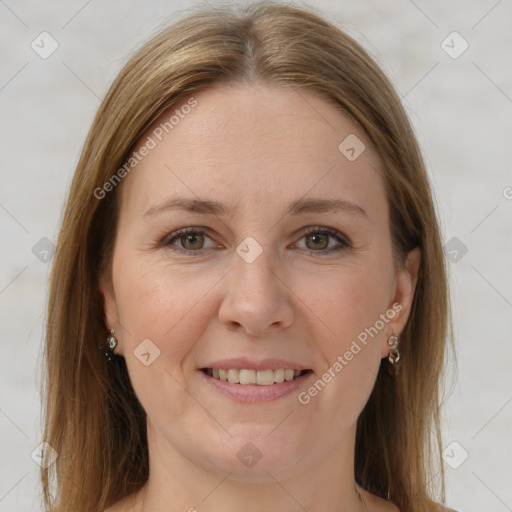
[{"left": 363, "top": 491, "right": 459, "bottom": 512}]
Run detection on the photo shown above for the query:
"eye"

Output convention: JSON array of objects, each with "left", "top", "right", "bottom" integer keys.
[
  {"left": 160, "top": 226, "right": 351, "bottom": 256},
  {"left": 161, "top": 228, "right": 218, "bottom": 254},
  {"left": 294, "top": 227, "right": 351, "bottom": 255}
]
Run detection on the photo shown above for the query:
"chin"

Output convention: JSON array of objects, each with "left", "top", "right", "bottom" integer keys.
[{"left": 198, "top": 431, "right": 307, "bottom": 481}]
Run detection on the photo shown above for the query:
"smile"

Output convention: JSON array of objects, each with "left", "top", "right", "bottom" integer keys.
[{"left": 199, "top": 368, "right": 314, "bottom": 403}]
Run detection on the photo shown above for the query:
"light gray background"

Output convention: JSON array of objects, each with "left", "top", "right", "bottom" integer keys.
[{"left": 1, "top": 1, "right": 511, "bottom": 511}]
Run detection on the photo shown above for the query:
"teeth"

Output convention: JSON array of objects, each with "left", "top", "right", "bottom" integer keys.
[
  {"left": 284, "top": 369, "right": 295, "bottom": 381},
  {"left": 227, "top": 369, "right": 239, "bottom": 383},
  {"left": 206, "top": 368, "right": 306, "bottom": 385},
  {"left": 274, "top": 369, "right": 285, "bottom": 383}
]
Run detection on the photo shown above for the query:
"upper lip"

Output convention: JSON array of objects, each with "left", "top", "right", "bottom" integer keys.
[{"left": 199, "top": 358, "right": 311, "bottom": 371}]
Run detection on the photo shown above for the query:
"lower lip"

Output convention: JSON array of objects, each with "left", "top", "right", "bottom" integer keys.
[{"left": 198, "top": 370, "right": 314, "bottom": 403}]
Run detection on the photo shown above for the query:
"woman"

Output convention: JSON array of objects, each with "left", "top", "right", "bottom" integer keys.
[{"left": 40, "top": 2, "right": 456, "bottom": 511}]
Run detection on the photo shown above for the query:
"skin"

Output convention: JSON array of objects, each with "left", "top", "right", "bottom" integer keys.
[{"left": 100, "top": 82, "right": 420, "bottom": 512}]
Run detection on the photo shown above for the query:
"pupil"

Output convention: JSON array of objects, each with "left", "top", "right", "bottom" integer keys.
[
  {"left": 184, "top": 233, "right": 202, "bottom": 249},
  {"left": 309, "top": 233, "right": 327, "bottom": 250}
]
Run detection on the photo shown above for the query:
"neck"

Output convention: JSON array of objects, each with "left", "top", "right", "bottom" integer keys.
[{"left": 133, "top": 420, "right": 365, "bottom": 512}]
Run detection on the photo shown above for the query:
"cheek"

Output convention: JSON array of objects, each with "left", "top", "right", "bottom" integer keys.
[
  {"left": 112, "top": 254, "right": 219, "bottom": 404},
  {"left": 297, "top": 269, "right": 388, "bottom": 431},
  {"left": 114, "top": 254, "right": 210, "bottom": 343},
  {"left": 304, "top": 261, "right": 393, "bottom": 347},
  {"left": 112, "top": 257, "right": 217, "bottom": 421},
  {"left": 297, "top": 257, "right": 393, "bottom": 406}
]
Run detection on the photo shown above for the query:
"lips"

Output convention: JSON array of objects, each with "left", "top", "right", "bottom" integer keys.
[{"left": 198, "top": 367, "right": 313, "bottom": 402}]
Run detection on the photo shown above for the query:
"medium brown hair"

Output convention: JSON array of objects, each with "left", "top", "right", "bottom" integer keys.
[{"left": 41, "top": 2, "right": 454, "bottom": 511}]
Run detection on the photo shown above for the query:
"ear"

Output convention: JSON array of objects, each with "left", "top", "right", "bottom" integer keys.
[
  {"left": 381, "top": 246, "right": 421, "bottom": 358},
  {"left": 98, "top": 269, "right": 124, "bottom": 355}
]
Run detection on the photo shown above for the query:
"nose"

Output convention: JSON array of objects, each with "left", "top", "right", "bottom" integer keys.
[{"left": 218, "top": 246, "right": 294, "bottom": 338}]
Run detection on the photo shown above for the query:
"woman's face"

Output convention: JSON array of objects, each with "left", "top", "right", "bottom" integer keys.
[{"left": 100, "top": 82, "right": 419, "bottom": 482}]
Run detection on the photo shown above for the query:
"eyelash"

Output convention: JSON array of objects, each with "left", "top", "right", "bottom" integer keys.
[{"left": 159, "top": 226, "right": 352, "bottom": 256}]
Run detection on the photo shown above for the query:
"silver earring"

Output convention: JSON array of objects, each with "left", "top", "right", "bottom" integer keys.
[
  {"left": 105, "top": 328, "right": 118, "bottom": 361},
  {"left": 107, "top": 328, "right": 117, "bottom": 351},
  {"left": 387, "top": 330, "right": 400, "bottom": 364}
]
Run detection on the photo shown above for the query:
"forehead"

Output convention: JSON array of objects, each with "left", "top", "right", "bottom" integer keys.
[{"left": 118, "top": 82, "right": 386, "bottom": 221}]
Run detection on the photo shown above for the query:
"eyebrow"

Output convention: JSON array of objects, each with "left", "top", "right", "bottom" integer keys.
[{"left": 143, "top": 196, "right": 368, "bottom": 219}]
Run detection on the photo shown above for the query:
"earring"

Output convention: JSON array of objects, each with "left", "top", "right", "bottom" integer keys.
[
  {"left": 387, "top": 330, "right": 400, "bottom": 364},
  {"left": 105, "top": 328, "right": 118, "bottom": 361}
]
